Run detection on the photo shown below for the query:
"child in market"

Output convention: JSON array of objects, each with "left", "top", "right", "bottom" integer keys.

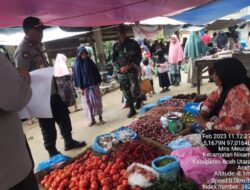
[
  {"left": 156, "top": 49, "right": 171, "bottom": 93},
  {"left": 141, "top": 59, "right": 155, "bottom": 96}
]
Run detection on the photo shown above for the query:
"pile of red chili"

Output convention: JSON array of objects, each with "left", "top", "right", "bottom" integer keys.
[{"left": 110, "top": 141, "right": 164, "bottom": 167}]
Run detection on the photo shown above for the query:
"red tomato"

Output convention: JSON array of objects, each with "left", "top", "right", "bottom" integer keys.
[
  {"left": 104, "top": 168, "right": 110, "bottom": 175},
  {"left": 51, "top": 181, "right": 58, "bottom": 188},
  {"left": 91, "top": 176, "right": 98, "bottom": 182},
  {"left": 119, "top": 162, "right": 125, "bottom": 169},
  {"left": 79, "top": 166, "right": 85, "bottom": 173},
  {"left": 116, "top": 184, "right": 127, "bottom": 190},
  {"left": 102, "top": 155, "right": 109, "bottom": 161},
  {"left": 98, "top": 159, "right": 103, "bottom": 165},
  {"left": 98, "top": 172, "right": 105, "bottom": 181},
  {"left": 90, "top": 181, "right": 99, "bottom": 190},
  {"left": 101, "top": 178, "right": 112, "bottom": 186},
  {"left": 41, "top": 179, "right": 47, "bottom": 186},
  {"left": 79, "top": 180, "right": 89, "bottom": 188},
  {"left": 122, "top": 179, "right": 128, "bottom": 186},
  {"left": 100, "top": 163, "right": 107, "bottom": 170},
  {"left": 112, "top": 163, "right": 119, "bottom": 170},
  {"left": 69, "top": 182, "right": 76, "bottom": 189},
  {"left": 44, "top": 175, "right": 50, "bottom": 180},
  {"left": 60, "top": 179, "right": 69, "bottom": 188},
  {"left": 132, "top": 187, "right": 142, "bottom": 190},
  {"left": 72, "top": 170, "right": 78, "bottom": 177},
  {"left": 112, "top": 174, "right": 119, "bottom": 182},
  {"left": 116, "top": 158, "right": 123, "bottom": 164},
  {"left": 113, "top": 182, "right": 118, "bottom": 188},
  {"left": 44, "top": 182, "right": 51, "bottom": 189},
  {"left": 110, "top": 169, "right": 117, "bottom": 176},
  {"left": 86, "top": 165, "right": 93, "bottom": 171},
  {"left": 122, "top": 171, "right": 129, "bottom": 179},
  {"left": 102, "top": 185, "right": 111, "bottom": 190}
]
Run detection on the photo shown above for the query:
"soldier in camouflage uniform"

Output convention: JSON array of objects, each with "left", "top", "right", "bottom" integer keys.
[{"left": 112, "top": 26, "right": 142, "bottom": 118}]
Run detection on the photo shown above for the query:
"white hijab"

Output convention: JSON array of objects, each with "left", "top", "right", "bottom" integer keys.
[{"left": 53, "top": 53, "right": 70, "bottom": 77}]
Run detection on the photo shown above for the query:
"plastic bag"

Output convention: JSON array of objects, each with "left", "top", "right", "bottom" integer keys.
[
  {"left": 183, "top": 102, "right": 201, "bottom": 116},
  {"left": 140, "top": 103, "right": 155, "bottom": 114},
  {"left": 114, "top": 127, "right": 138, "bottom": 143},
  {"left": 168, "top": 139, "right": 192, "bottom": 150},
  {"left": 92, "top": 133, "right": 119, "bottom": 154},
  {"left": 127, "top": 163, "right": 159, "bottom": 188},
  {"left": 171, "top": 147, "right": 227, "bottom": 185},
  {"left": 151, "top": 155, "right": 180, "bottom": 182},
  {"left": 36, "top": 154, "right": 71, "bottom": 172},
  {"left": 157, "top": 96, "right": 172, "bottom": 105},
  {"left": 178, "top": 134, "right": 204, "bottom": 147}
]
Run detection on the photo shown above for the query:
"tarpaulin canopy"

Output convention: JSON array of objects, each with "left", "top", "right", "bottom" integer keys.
[
  {"left": 206, "top": 19, "right": 243, "bottom": 30},
  {"left": 0, "top": 27, "right": 88, "bottom": 46},
  {"left": 139, "top": 17, "right": 185, "bottom": 25},
  {"left": 0, "top": 0, "right": 212, "bottom": 27},
  {"left": 170, "top": 0, "right": 250, "bottom": 25}
]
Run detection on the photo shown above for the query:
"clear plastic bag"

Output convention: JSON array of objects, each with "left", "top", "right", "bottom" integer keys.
[{"left": 127, "top": 163, "right": 159, "bottom": 188}]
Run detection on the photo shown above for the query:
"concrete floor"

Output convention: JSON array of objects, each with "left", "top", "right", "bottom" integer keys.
[{"left": 22, "top": 72, "right": 216, "bottom": 170}]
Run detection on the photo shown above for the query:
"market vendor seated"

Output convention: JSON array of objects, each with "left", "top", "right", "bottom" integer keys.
[{"left": 196, "top": 58, "right": 250, "bottom": 155}]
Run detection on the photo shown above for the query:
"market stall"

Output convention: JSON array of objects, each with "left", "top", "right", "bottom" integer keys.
[
  {"left": 195, "top": 50, "right": 250, "bottom": 94},
  {"left": 36, "top": 93, "right": 213, "bottom": 190}
]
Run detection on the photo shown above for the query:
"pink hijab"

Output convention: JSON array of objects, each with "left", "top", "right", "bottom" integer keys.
[
  {"left": 168, "top": 35, "right": 184, "bottom": 64},
  {"left": 53, "top": 54, "right": 70, "bottom": 77}
]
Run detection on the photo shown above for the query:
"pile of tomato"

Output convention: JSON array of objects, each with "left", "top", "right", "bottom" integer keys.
[{"left": 40, "top": 150, "right": 142, "bottom": 190}]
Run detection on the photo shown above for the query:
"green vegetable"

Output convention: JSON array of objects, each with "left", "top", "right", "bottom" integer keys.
[
  {"left": 143, "top": 176, "right": 199, "bottom": 190},
  {"left": 182, "top": 113, "right": 195, "bottom": 123},
  {"left": 156, "top": 158, "right": 175, "bottom": 167}
]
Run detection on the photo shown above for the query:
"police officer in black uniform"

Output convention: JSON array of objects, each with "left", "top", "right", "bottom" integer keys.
[{"left": 14, "top": 17, "right": 86, "bottom": 157}]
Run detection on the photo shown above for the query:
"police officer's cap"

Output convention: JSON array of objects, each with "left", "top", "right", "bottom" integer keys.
[{"left": 23, "top": 16, "right": 48, "bottom": 30}]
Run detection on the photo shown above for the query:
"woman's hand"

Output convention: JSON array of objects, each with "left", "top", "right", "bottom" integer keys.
[{"left": 196, "top": 115, "right": 207, "bottom": 128}]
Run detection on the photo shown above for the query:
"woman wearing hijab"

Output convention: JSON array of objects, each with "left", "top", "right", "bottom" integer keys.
[
  {"left": 156, "top": 49, "right": 171, "bottom": 93},
  {"left": 168, "top": 34, "right": 184, "bottom": 86},
  {"left": 197, "top": 58, "right": 250, "bottom": 156},
  {"left": 184, "top": 31, "right": 208, "bottom": 86},
  {"left": 54, "top": 54, "right": 78, "bottom": 111},
  {"left": 73, "top": 46, "right": 104, "bottom": 127}
]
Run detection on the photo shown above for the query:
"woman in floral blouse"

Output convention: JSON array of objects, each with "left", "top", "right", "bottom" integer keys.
[{"left": 197, "top": 58, "right": 250, "bottom": 156}]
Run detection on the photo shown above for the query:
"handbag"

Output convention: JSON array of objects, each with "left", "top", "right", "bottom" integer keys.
[{"left": 140, "top": 79, "right": 152, "bottom": 94}]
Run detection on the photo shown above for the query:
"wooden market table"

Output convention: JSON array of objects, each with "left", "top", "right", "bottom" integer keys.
[{"left": 195, "top": 50, "right": 250, "bottom": 94}]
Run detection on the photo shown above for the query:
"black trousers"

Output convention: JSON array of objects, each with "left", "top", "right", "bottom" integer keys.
[
  {"left": 38, "top": 94, "right": 72, "bottom": 151},
  {"left": 9, "top": 171, "right": 38, "bottom": 190}
]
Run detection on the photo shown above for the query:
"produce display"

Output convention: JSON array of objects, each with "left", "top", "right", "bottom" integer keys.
[
  {"left": 38, "top": 91, "right": 208, "bottom": 190},
  {"left": 155, "top": 157, "right": 175, "bottom": 167},
  {"left": 182, "top": 112, "right": 196, "bottom": 123},
  {"left": 173, "top": 93, "right": 207, "bottom": 103},
  {"left": 41, "top": 150, "right": 133, "bottom": 190},
  {"left": 145, "top": 106, "right": 183, "bottom": 119},
  {"left": 161, "top": 99, "right": 187, "bottom": 108},
  {"left": 110, "top": 141, "right": 164, "bottom": 167},
  {"left": 128, "top": 117, "right": 176, "bottom": 144},
  {"left": 97, "top": 135, "right": 119, "bottom": 152}
]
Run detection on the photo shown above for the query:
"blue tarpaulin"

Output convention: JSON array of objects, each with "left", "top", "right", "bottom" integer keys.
[{"left": 170, "top": 0, "right": 250, "bottom": 25}]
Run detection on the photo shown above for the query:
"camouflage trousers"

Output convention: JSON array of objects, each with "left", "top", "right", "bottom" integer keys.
[{"left": 119, "top": 72, "right": 141, "bottom": 105}]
